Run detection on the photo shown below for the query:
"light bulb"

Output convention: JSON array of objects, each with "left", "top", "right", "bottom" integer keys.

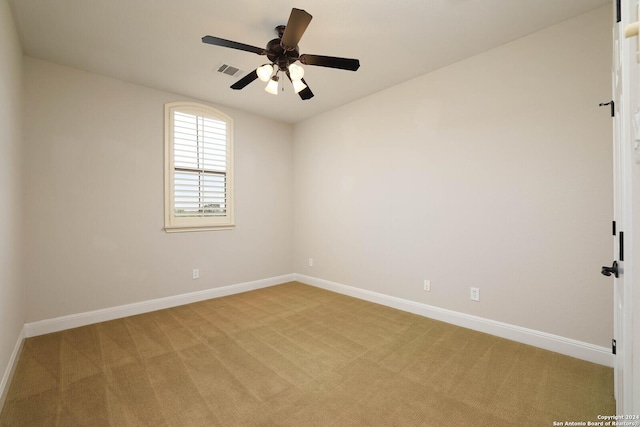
[
  {"left": 265, "top": 77, "right": 279, "bottom": 95},
  {"left": 257, "top": 64, "right": 273, "bottom": 82},
  {"left": 288, "top": 63, "right": 304, "bottom": 81},
  {"left": 292, "top": 79, "right": 307, "bottom": 94}
]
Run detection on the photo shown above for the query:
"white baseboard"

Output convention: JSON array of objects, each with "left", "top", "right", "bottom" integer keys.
[
  {"left": 24, "top": 274, "right": 295, "bottom": 338},
  {"left": 21, "top": 272, "right": 613, "bottom": 367},
  {"left": 0, "top": 325, "right": 25, "bottom": 413},
  {"left": 294, "top": 274, "right": 614, "bottom": 367}
]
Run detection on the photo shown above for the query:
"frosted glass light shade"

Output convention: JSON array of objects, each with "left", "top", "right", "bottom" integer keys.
[
  {"left": 257, "top": 64, "right": 273, "bottom": 82},
  {"left": 292, "top": 79, "right": 307, "bottom": 94},
  {"left": 288, "top": 63, "right": 304, "bottom": 81},
  {"left": 265, "top": 77, "right": 279, "bottom": 95}
]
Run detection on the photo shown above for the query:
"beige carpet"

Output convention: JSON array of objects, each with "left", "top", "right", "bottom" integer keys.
[{"left": 0, "top": 282, "right": 614, "bottom": 426}]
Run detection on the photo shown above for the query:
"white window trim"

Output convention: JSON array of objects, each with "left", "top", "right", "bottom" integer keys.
[{"left": 164, "top": 101, "right": 234, "bottom": 232}]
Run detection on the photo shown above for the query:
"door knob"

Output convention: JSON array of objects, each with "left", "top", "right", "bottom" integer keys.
[
  {"left": 625, "top": 21, "right": 639, "bottom": 38},
  {"left": 601, "top": 261, "right": 619, "bottom": 278}
]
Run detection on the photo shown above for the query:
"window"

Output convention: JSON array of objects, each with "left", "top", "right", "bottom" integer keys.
[{"left": 164, "top": 102, "right": 234, "bottom": 232}]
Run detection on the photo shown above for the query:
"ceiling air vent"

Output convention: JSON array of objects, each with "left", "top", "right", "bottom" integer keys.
[{"left": 217, "top": 64, "right": 244, "bottom": 78}]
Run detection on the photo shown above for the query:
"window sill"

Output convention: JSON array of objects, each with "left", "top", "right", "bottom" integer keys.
[{"left": 164, "top": 224, "right": 235, "bottom": 233}]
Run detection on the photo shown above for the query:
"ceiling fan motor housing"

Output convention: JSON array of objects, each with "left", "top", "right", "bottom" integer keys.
[{"left": 266, "top": 36, "right": 300, "bottom": 71}]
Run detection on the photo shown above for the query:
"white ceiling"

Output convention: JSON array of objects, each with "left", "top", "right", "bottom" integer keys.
[{"left": 8, "top": 0, "right": 610, "bottom": 124}]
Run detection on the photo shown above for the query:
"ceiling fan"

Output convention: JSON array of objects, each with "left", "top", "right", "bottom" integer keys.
[{"left": 202, "top": 8, "right": 360, "bottom": 100}]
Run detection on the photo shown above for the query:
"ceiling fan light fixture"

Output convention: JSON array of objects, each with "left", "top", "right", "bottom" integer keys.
[
  {"left": 292, "top": 79, "right": 307, "bottom": 94},
  {"left": 265, "top": 76, "right": 279, "bottom": 95},
  {"left": 257, "top": 64, "right": 274, "bottom": 82},
  {"left": 288, "top": 63, "right": 304, "bottom": 80}
]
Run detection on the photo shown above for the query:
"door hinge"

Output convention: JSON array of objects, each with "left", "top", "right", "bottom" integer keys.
[
  {"left": 599, "top": 100, "right": 615, "bottom": 117},
  {"left": 620, "top": 231, "right": 624, "bottom": 261},
  {"left": 613, "top": 220, "right": 616, "bottom": 236},
  {"left": 612, "top": 339, "right": 617, "bottom": 355}
]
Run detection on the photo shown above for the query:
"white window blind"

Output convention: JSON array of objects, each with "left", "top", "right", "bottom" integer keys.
[
  {"left": 173, "top": 111, "right": 227, "bottom": 217},
  {"left": 165, "top": 102, "right": 234, "bottom": 232}
]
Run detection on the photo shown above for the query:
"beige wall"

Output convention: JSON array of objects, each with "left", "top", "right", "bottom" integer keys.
[
  {"left": 0, "top": 0, "right": 24, "bottom": 397},
  {"left": 22, "top": 58, "right": 293, "bottom": 322},
  {"left": 293, "top": 6, "right": 614, "bottom": 347}
]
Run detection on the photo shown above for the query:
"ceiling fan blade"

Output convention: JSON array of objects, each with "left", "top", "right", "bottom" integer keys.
[
  {"left": 281, "top": 8, "right": 313, "bottom": 50},
  {"left": 297, "top": 78, "right": 314, "bottom": 100},
  {"left": 231, "top": 69, "right": 259, "bottom": 90},
  {"left": 299, "top": 54, "right": 360, "bottom": 71},
  {"left": 202, "top": 35, "right": 266, "bottom": 55},
  {"left": 285, "top": 71, "right": 314, "bottom": 100}
]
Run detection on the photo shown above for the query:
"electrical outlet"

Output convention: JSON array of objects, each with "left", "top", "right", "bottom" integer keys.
[
  {"left": 192, "top": 269, "right": 199, "bottom": 279},
  {"left": 423, "top": 280, "right": 431, "bottom": 292},
  {"left": 470, "top": 287, "right": 480, "bottom": 302},
  {"left": 308, "top": 258, "right": 313, "bottom": 267}
]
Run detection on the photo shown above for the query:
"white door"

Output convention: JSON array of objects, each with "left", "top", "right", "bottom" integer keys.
[{"left": 610, "top": 0, "right": 638, "bottom": 414}]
